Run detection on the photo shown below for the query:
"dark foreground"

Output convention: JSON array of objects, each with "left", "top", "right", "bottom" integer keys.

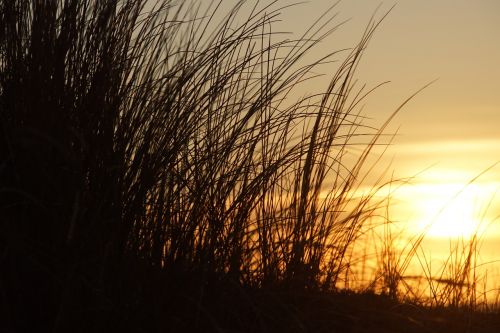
[{"left": 4, "top": 258, "right": 500, "bottom": 333}]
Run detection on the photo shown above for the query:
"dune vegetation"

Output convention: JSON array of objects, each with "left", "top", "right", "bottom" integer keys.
[{"left": 1, "top": 1, "right": 499, "bottom": 332}]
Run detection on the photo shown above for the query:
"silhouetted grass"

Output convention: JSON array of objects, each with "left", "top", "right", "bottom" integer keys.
[{"left": 1, "top": 1, "right": 498, "bottom": 332}]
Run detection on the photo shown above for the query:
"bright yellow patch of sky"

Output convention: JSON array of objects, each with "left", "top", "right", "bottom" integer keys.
[{"left": 215, "top": 1, "right": 500, "bottom": 241}]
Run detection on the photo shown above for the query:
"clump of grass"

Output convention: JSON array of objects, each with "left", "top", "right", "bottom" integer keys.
[
  {"left": 5, "top": 0, "right": 496, "bottom": 332},
  {"left": 0, "top": 0, "right": 398, "bottom": 329}
]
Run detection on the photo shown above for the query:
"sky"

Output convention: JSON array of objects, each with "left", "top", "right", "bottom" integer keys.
[
  {"left": 198, "top": 0, "right": 500, "bottom": 239},
  {"left": 152, "top": 0, "right": 500, "bottom": 295},
  {"left": 179, "top": 0, "right": 500, "bottom": 295},
  {"left": 261, "top": 1, "right": 500, "bottom": 241},
  {"left": 276, "top": 0, "right": 500, "bottom": 182}
]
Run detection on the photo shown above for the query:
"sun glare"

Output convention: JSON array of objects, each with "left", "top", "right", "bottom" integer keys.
[
  {"left": 417, "top": 185, "right": 478, "bottom": 237},
  {"left": 409, "top": 183, "right": 497, "bottom": 239}
]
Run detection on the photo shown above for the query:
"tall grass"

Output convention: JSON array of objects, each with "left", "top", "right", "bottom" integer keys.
[
  {"left": 4, "top": 0, "right": 495, "bottom": 332},
  {"left": 0, "top": 0, "right": 397, "bottom": 329}
]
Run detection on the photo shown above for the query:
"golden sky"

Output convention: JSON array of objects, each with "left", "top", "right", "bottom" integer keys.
[
  {"left": 210, "top": 1, "right": 500, "bottom": 240},
  {"left": 279, "top": 0, "right": 500, "bottom": 177},
  {"left": 211, "top": 1, "right": 500, "bottom": 296},
  {"left": 151, "top": 0, "right": 500, "bottom": 295},
  {"left": 272, "top": 0, "right": 500, "bottom": 241}
]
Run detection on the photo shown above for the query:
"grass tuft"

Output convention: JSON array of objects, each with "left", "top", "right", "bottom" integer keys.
[{"left": 1, "top": 1, "right": 497, "bottom": 332}]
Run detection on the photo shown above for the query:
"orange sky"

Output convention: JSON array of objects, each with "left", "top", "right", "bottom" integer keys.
[
  {"left": 277, "top": 0, "right": 500, "bottom": 181},
  {"left": 149, "top": 0, "right": 500, "bottom": 297},
  {"left": 197, "top": 0, "right": 500, "bottom": 239},
  {"left": 202, "top": 0, "right": 500, "bottom": 227},
  {"left": 210, "top": 0, "right": 500, "bottom": 297},
  {"left": 239, "top": 3, "right": 500, "bottom": 256}
]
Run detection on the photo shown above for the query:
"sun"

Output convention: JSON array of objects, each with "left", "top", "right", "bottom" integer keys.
[
  {"left": 410, "top": 183, "right": 490, "bottom": 239},
  {"left": 418, "top": 186, "right": 477, "bottom": 238}
]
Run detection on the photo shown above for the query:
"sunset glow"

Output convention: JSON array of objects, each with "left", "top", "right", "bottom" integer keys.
[{"left": 409, "top": 183, "right": 496, "bottom": 238}]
